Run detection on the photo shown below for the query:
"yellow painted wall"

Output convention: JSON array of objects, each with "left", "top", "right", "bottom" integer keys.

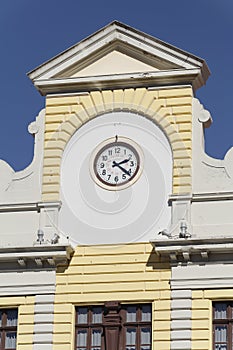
[
  {"left": 0, "top": 296, "right": 35, "bottom": 350},
  {"left": 53, "top": 242, "right": 171, "bottom": 350},
  {"left": 44, "top": 85, "right": 193, "bottom": 349},
  {"left": 43, "top": 86, "right": 193, "bottom": 201},
  {"left": 192, "top": 289, "right": 233, "bottom": 350}
]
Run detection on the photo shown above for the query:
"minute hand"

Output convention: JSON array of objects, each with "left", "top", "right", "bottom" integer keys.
[{"left": 112, "top": 161, "right": 131, "bottom": 176}]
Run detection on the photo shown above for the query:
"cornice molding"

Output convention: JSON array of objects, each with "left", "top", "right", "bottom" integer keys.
[
  {"left": 0, "top": 201, "right": 62, "bottom": 212},
  {"left": 151, "top": 237, "right": 233, "bottom": 263},
  {"left": 169, "top": 191, "right": 233, "bottom": 203},
  {"left": 28, "top": 21, "right": 209, "bottom": 78},
  {"left": 0, "top": 244, "right": 73, "bottom": 270},
  {"left": 28, "top": 21, "right": 210, "bottom": 95},
  {"left": 33, "top": 68, "right": 203, "bottom": 95}
]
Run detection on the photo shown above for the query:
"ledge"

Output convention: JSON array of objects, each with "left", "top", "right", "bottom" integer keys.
[
  {"left": 169, "top": 192, "right": 233, "bottom": 203},
  {"left": 34, "top": 69, "right": 202, "bottom": 95},
  {"left": 0, "top": 201, "right": 62, "bottom": 212},
  {"left": 151, "top": 237, "right": 233, "bottom": 263},
  {"left": 0, "top": 244, "right": 73, "bottom": 269}
]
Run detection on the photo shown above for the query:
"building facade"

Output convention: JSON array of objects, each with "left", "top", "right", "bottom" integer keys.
[{"left": 0, "top": 21, "right": 233, "bottom": 350}]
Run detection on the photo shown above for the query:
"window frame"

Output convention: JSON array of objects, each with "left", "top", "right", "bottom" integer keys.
[
  {"left": 75, "top": 306, "right": 105, "bottom": 350},
  {"left": 0, "top": 308, "right": 18, "bottom": 350},
  {"left": 75, "top": 303, "right": 152, "bottom": 350},
  {"left": 120, "top": 305, "right": 152, "bottom": 350},
  {"left": 213, "top": 301, "right": 233, "bottom": 350}
]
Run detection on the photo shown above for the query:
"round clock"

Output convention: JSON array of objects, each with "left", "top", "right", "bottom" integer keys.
[{"left": 90, "top": 136, "right": 143, "bottom": 190}]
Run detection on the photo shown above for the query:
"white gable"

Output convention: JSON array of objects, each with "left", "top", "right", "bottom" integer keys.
[{"left": 28, "top": 21, "right": 210, "bottom": 95}]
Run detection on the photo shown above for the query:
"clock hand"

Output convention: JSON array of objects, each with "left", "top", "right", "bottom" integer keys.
[
  {"left": 112, "top": 161, "right": 131, "bottom": 176},
  {"left": 112, "top": 158, "right": 130, "bottom": 167}
]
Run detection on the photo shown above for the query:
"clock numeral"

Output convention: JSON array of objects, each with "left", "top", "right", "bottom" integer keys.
[
  {"left": 128, "top": 154, "right": 132, "bottom": 159},
  {"left": 100, "top": 162, "right": 105, "bottom": 168},
  {"left": 114, "top": 176, "right": 119, "bottom": 182},
  {"left": 108, "top": 150, "right": 113, "bottom": 156},
  {"left": 130, "top": 161, "right": 135, "bottom": 167},
  {"left": 128, "top": 169, "right": 132, "bottom": 174},
  {"left": 122, "top": 174, "right": 127, "bottom": 180},
  {"left": 107, "top": 174, "right": 111, "bottom": 180},
  {"left": 102, "top": 170, "right": 106, "bottom": 175},
  {"left": 102, "top": 155, "right": 108, "bottom": 161},
  {"left": 115, "top": 147, "right": 120, "bottom": 154},
  {"left": 124, "top": 149, "right": 127, "bottom": 155}
]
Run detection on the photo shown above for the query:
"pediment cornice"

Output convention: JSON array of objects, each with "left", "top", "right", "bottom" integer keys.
[{"left": 28, "top": 21, "right": 210, "bottom": 95}]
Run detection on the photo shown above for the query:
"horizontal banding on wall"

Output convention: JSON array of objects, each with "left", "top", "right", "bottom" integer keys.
[
  {"left": 42, "top": 87, "right": 193, "bottom": 201},
  {"left": 53, "top": 242, "right": 171, "bottom": 350}
]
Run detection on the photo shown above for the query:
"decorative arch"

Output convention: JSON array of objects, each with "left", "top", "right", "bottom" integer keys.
[{"left": 43, "top": 87, "right": 192, "bottom": 201}]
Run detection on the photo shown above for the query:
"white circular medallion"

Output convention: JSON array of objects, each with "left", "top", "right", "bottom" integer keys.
[{"left": 59, "top": 111, "right": 172, "bottom": 245}]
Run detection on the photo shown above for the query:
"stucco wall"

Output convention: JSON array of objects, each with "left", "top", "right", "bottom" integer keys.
[
  {"left": 191, "top": 289, "right": 233, "bottom": 350},
  {"left": 43, "top": 86, "right": 193, "bottom": 201},
  {"left": 54, "top": 242, "right": 171, "bottom": 350}
]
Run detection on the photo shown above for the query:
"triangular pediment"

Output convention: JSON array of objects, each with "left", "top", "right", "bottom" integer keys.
[
  {"left": 68, "top": 50, "right": 161, "bottom": 78},
  {"left": 28, "top": 21, "right": 210, "bottom": 95}
]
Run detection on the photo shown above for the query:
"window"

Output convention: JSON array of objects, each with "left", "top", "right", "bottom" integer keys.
[
  {"left": 0, "top": 309, "right": 18, "bottom": 350},
  {"left": 213, "top": 302, "right": 233, "bottom": 350},
  {"left": 76, "top": 306, "right": 104, "bottom": 350},
  {"left": 122, "top": 304, "right": 151, "bottom": 350},
  {"left": 75, "top": 303, "right": 151, "bottom": 350}
]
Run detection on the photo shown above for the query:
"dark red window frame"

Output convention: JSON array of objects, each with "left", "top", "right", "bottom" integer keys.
[
  {"left": 0, "top": 309, "right": 18, "bottom": 350},
  {"left": 213, "top": 302, "right": 233, "bottom": 350},
  {"left": 75, "top": 303, "right": 151, "bottom": 350}
]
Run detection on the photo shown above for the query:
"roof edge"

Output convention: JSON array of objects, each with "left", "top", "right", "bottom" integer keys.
[{"left": 28, "top": 21, "right": 210, "bottom": 85}]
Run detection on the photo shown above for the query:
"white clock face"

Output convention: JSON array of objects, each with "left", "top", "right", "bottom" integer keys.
[{"left": 90, "top": 137, "right": 143, "bottom": 190}]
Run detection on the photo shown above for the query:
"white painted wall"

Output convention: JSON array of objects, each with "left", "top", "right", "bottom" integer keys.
[
  {"left": 0, "top": 109, "right": 44, "bottom": 204},
  {"left": 59, "top": 111, "right": 173, "bottom": 245},
  {"left": 0, "top": 109, "right": 45, "bottom": 247}
]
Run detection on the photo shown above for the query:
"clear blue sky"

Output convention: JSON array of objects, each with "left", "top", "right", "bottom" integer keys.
[{"left": 0, "top": 0, "right": 232, "bottom": 171}]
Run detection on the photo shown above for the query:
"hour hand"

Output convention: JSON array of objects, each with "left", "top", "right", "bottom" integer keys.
[{"left": 112, "top": 161, "right": 131, "bottom": 176}]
